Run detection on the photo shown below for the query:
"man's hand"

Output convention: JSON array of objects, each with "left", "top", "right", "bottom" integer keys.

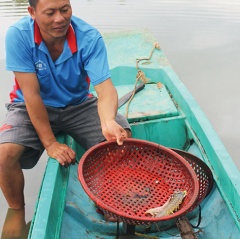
[
  {"left": 95, "top": 79, "right": 131, "bottom": 145},
  {"left": 102, "top": 120, "right": 128, "bottom": 145},
  {"left": 46, "top": 141, "right": 76, "bottom": 167}
]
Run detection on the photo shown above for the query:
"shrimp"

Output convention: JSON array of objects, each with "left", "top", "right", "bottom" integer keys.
[{"left": 145, "top": 190, "right": 187, "bottom": 218}]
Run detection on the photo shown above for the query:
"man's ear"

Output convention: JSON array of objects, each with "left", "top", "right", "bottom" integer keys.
[{"left": 28, "top": 6, "right": 36, "bottom": 20}]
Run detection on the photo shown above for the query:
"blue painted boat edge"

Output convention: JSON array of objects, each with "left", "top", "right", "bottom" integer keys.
[
  {"left": 162, "top": 65, "right": 240, "bottom": 230},
  {"left": 28, "top": 135, "right": 70, "bottom": 239}
]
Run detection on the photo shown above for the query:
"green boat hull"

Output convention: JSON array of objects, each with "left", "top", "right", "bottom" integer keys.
[{"left": 28, "top": 30, "right": 240, "bottom": 239}]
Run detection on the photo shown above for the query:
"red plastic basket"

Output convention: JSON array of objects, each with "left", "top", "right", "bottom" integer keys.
[
  {"left": 78, "top": 139, "right": 199, "bottom": 225},
  {"left": 171, "top": 148, "right": 214, "bottom": 213}
]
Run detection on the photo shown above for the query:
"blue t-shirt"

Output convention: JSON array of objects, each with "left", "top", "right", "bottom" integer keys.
[{"left": 5, "top": 16, "right": 111, "bottom": 107}]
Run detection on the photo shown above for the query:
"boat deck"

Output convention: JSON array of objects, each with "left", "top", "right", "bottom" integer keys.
[{"left": 60, "top": 144, "right": 238, "bottom": 239}]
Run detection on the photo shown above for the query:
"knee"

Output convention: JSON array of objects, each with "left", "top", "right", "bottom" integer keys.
[
  {"left": 0, "top": 144, "right": 25, "bottom": 168},
  {"left": 125, "top": 129, "right": 132, "bottom": 138}
]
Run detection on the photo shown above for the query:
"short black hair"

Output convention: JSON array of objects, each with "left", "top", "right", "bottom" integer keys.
[{"left": 28, "top": 0, "right": 38, "bottom": 8}]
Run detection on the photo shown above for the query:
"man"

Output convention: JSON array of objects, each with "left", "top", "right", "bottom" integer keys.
[{"left": 0, "top": 0, "right": 131, "bottom": 210}]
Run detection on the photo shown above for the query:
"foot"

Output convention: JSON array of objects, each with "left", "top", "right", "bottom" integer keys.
[{"left": 1, "top": 208, "right": 30, "bottom": 239}]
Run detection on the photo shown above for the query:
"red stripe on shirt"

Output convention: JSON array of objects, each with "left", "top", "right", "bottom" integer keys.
[
  {"left": 10, "top": 78, "right": 21, "bottom": 102},
  {"left": 86, "top": 76, "right": 93, "bottom": 97},
  {"left": 67, "top": 25, "right": 77, "bottom": 53}
]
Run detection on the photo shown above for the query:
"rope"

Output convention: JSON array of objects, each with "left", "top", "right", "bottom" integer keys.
[
  {"left": 125, "top": 42, "right": 161, "bottom": 118},
  {"left": 136, "top": 42, "right": 161, "bottom": 70},
  {"left": 125, "top": 72, "right": 142, "bottom": 117},
  {"left": 191, "top": 205, "right": 202, "bottom": 228},
  {"left": 116, "top": 220, "right": 120, "bottom": 239}
]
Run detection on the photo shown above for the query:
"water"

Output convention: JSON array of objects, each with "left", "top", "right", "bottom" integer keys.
[{"left": 0, "top": 0, "right": 239, "bottom": 235}]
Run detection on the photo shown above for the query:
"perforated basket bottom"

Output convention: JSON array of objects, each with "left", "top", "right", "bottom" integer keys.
[
  {"left": 78, "top": 139, "right": 199, "bottom": 225},
  {"left": 171, "top": 148, "right": 213, "bottom": 212}
]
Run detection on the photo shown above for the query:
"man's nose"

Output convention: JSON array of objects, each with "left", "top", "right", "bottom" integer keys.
[{"left": 54, "top": 11, "right": 65, "bottom": 22}]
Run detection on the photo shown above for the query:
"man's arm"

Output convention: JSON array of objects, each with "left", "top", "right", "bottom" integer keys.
[
  {"left": 14, "top": 72, "right": 75, "bottom": 166},
  {"left": 94, "top": 78, "right": 127, "bottom": 145}
]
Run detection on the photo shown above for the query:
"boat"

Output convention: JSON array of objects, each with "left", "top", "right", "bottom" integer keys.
[{"left": 27, "top": 30, "right": 240, "bottom": 239}]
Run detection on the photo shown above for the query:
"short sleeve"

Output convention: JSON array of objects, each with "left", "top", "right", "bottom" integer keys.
[
  {"left": 5, "top": 26, "right": 35, "bottom": 72},
  {"left": 83, "top": 36, "right": 111, "bottom": 86}
]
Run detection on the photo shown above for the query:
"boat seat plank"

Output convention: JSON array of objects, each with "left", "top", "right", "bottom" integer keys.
[
  {"left": 116, "top": 83, "right": 178, "bottom": 123},
  {"left": 92, "top": 83, "right": 179, "bottom": 123}
]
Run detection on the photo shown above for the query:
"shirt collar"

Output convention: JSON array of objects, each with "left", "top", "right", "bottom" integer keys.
[{"left": 34, "top": 21, "right": 77, "bottom": 54}]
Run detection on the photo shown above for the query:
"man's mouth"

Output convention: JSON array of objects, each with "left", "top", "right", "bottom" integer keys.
[{"left": 53, "top": 25, "right": 66, "bottom": 31}]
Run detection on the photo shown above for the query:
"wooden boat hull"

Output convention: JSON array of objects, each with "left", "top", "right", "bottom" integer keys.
[{"left": 28, "top": 30, "right": 240, "bottom": 239}]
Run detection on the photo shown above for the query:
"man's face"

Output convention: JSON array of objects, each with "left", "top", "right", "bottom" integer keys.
[{"left": 28, "top": 0, "right": 72, "bottom": 42}]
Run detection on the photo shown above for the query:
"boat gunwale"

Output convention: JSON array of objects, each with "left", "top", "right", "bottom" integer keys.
[
  {"left": 28, "top": 135, "right": 71, "bottom": 239},
  {"left": 161, "top": 65, "right": 240, "bottom": 229}
]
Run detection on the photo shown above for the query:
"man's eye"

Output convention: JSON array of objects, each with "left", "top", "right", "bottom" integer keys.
[
  {"left": 61, "top": 8, "right": 68, "bottom": 13},
  {"left": 46, "top": 12, "right": 54, "bottom": 16}
]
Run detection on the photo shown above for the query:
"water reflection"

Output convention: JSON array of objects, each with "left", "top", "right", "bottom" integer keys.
[
  {"left": 14, "top": 0, "right": 28, "bottom": 3},
  {"left": 0, "top": 0, "right": 28, "bottom": 17},
  {"left": 0, "top": 0, "right": 28, "bottom": 5},
  {"left": 118, "top": 0, "right": 126, "bottom": 5},
  {"left": 1, "top": 208, "right": 30, "bottom": 239}
]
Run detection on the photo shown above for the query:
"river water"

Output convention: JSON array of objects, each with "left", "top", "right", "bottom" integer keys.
[{"left": 0, "top": 0, "right": 239, "bottom": 235}]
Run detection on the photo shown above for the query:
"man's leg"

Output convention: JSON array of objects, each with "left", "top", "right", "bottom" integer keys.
[
  {"left": 59, "top": 97, "right": 131, "bottom": 150},
  {"left": 0, "top": 143, "right": 25, "bottom": 209}
]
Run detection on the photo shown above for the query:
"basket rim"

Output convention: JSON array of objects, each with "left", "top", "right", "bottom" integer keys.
[
  {"left": 171, "top": 148, "right": 214, "bottom": 211},
  {"left": 78, "top": 138, "right": 200, "bottom": 223}
]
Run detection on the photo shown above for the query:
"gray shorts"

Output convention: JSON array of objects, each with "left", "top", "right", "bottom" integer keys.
[{"left": 0, "top": 97, "right": 130, "bottom": 169}]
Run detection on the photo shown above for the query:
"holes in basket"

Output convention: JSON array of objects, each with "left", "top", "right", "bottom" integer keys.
[{"left": 80, "top": 141, "right": 199, "bottom": 222}]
